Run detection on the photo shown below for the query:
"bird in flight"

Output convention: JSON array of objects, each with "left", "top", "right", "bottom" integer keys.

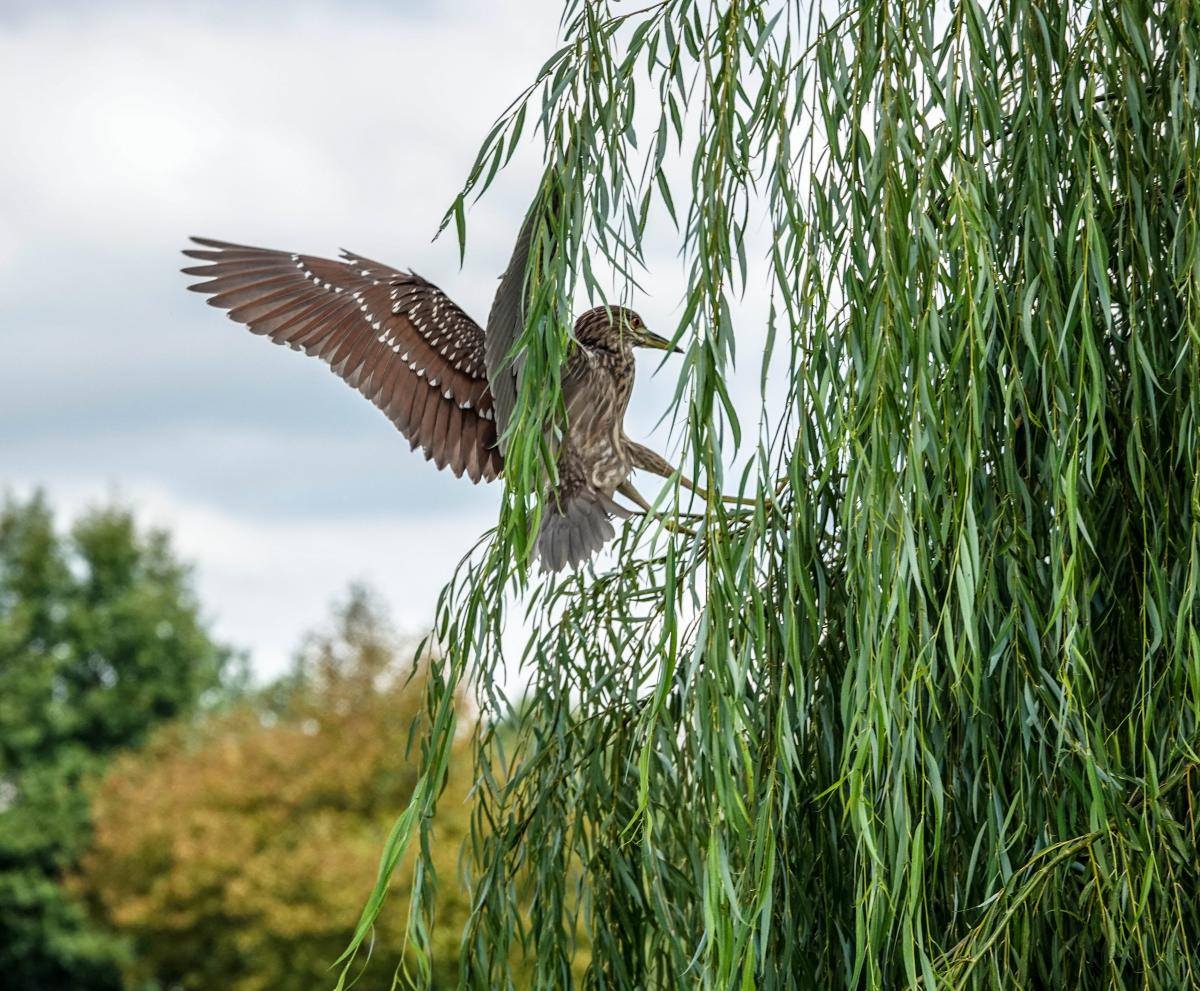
[{"left": 182, "top": 201, "right": 695, "bottom": 571}]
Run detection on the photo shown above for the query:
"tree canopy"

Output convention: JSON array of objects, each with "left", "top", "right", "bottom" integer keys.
[
  {"left": 346, "top": 1, "right": 1200, "bottom": 989},
  {"left": 78, "top": 586, "right": 479, "bottom": 991},
  {"left": 0, "top": 493, "right": 234, "bottom": 991}
]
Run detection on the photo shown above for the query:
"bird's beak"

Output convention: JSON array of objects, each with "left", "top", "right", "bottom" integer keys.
[{"left": 636, "top": 328, "right": 683, "bottom": 354}]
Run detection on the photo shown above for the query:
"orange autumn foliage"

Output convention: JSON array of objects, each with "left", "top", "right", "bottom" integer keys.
[{"left": 74, "top": 588, "right": 475, "bottom": 991}]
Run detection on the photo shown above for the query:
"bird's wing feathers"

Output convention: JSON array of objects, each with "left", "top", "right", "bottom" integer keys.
[
  {"left": 183, "top": 237, "right": 502, "bottom": 483},
  {"left": 483, "top": 201, "right": 540, "bottom": 455}
]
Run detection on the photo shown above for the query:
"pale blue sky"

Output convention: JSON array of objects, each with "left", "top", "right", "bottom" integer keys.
[{"left": 1, "top": 0, "right": 730, "bottom": 679}]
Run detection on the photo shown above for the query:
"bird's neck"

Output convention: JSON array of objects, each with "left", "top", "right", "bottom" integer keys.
[
  {"left": 593, "top": 344, "right": 633, "bottom": 371},
  {"left": 597, "top": 347, "right": 635, "bottom": 409}
]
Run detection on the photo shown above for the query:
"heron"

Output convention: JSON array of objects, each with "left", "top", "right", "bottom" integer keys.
[{"left": 182, "top": 200, "right": 713, "bottom": 571}]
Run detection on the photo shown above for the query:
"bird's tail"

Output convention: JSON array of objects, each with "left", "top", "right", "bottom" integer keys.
[{"left": 535, "top": 492, "right": 629, "bottom": 572}]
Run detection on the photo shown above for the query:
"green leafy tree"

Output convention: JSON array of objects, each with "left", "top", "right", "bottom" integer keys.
[
  {"left": 77, "top": 586, "right": 478, "bottom": 991},
  {"left": 346, "top": 2, "right": 1200, "bottom": 989},
  {"left": 0, "top": 493, "right": 233, "bottom": 991}
]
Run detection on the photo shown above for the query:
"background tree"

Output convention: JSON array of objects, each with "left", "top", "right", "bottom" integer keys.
[
  {"left": 0, "top": 493, "right": 234, "bottom": 991},
  {"left": 78, "top": 586, "right": 478, "bottom": 991},
  {"left": 346, "top": 1, "right": 1200, "bottom": 989}
]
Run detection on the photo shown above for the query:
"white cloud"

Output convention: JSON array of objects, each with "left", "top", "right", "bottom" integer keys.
[
  {"left": 0, "top": 1, "right": 559, "bottom": 285},
  {"left": 9, "top": 474, "right": 497, "bottom": 681}
]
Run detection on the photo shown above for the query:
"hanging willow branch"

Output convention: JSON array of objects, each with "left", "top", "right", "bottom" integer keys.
[{"left": 339, "top": 1, "right": 1200, "bottom": 988}]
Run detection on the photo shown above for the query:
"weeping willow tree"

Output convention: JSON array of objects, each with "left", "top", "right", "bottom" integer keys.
[{"left": 340, "top": 0, "right": 1200, "bottom": 987}]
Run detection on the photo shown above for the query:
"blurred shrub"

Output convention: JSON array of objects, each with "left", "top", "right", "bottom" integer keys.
[
  {"left": 77, "top": 585, "right": 475, "bottom": 991},
  {"left": 0, "top": 493, "right": 234, "bottom": 991}
]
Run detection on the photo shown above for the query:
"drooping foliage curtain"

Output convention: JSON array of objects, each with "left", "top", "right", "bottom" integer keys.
[{"left": 342, "top": 2, "right": 1200, "bottom": 988}]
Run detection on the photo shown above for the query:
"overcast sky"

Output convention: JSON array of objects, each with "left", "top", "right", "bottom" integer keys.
[{"left": 1, "top": 0, "right": 745, "bottom": 680}]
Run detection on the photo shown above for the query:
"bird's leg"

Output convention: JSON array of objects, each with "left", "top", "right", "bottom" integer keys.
[
  {"left": 617, "top": 481, "right": 696, "bottom": 537},
  {"left": 625, "top": 439, "right": 767, "bottom": 509}
]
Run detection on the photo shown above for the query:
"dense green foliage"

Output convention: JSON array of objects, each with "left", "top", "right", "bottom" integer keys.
[
  {"left": 78, "top": 587, "right": 479, "bottom": 991},
  {"left": 0, "top": 492, "right": 481, "bottom": 990},
  {"left": 349, "top": 1, "right": 1200, "bottom": 989},
  {"left": 0, "top": 494, "right": 232, "bottom": 991}
]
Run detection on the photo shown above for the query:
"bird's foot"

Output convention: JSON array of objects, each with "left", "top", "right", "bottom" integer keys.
[
  {"left": 718, "top": 492, "right": 767, "bottom": 509},
  {"left": 635, "top": 512, "right": 697, "bottom": 539},
  {"left": 716, "top": 475, "right": 794, "bottom": 510}
]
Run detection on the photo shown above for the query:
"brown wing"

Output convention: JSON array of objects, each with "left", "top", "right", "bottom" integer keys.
[
  {"left": 484, "top": 199, "right": 536, "bottom": 455},
  {"left": 483, "top": 185, "right": 561, "bottom": 456},
  {"left": 182, "top": 237, "right": 503, "bottom": 483}
]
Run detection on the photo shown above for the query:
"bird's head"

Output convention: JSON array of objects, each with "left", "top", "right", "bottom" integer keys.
[{"left": 574, "top": 306, "right": 681, "bottom": 356}]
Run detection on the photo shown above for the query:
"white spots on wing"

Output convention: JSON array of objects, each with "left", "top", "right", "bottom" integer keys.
[
  {"left": 340, "top": 283, "right": 485, "bottom": 385},
  {"left": 291, "top": 254, "right": 344, "bottom": 294}
]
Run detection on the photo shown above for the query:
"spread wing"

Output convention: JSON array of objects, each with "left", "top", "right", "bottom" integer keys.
[
  {"left": 182, "top": 238, "right": 503, "bottom": 483},
  {"left": 483, "top": 203, "right": 536, "bottom": 455},
  {"left": 485, "top": 186, "right": 563, "bottom": 455}
]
